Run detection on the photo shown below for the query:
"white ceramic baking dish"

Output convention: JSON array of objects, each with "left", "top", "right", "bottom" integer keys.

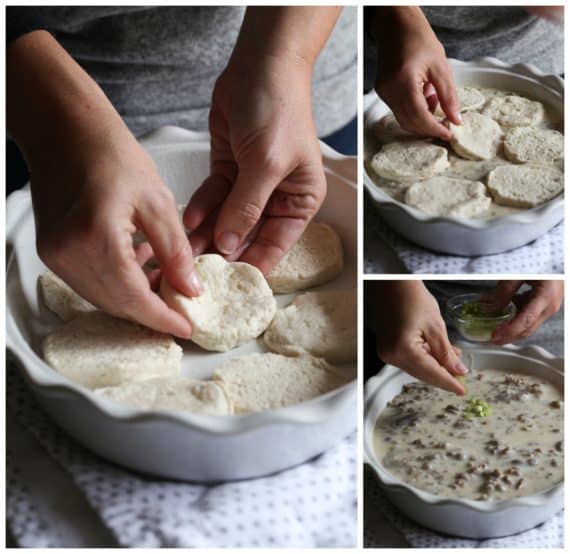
[
  {"left": 364, "top": 343, "right": 564, "bottom": 539},
  {"left": 364, "top": 57, "right": 565, "bottom": 256},
  {"left": 6, "top": 126, "right": 357, "bottom": 482}
]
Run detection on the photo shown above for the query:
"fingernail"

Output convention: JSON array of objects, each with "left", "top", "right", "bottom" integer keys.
[
  {"left": 455, "top": 360, "right": 468, "bottom": 374},
  {"left": 217, "top": 231, "right": 240, "bottom": 255},
  {"left": 455, "top": 111, "right": 463, "bottom": 124},
  {"left": 187, "top": 271, "right": 204, "bottom": 296}
]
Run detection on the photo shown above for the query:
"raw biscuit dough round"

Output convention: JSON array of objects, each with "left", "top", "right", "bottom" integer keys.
[
  {"left": 39, "top": 271, "right": 96, "bottom": 321},
  {"left": 43, "top": 312, "right": 182, "bottom": 389},
  {"left": 482, "top": 94, "right": 545, "bottom": 127},
  {"left": 449, "top": 112, "right": 503, "bottom": 161},
  {"left": 487, "top": 165, "right": 564, "bottom": 208},
  {"left": 370, "top": 140, "right": 449, "bottom": 182},
  {"left": 503, "top": 127, "right": 564, "bottom": 164},
  {"left": 266, "top": 221, "right": 343, "bottom": 294},
  {"left": 435, "top": 87, "right": 486, "bottom": 116},
  {"left": 405, "top": 177, "right": 491, "bottom": 218},
  {"left": 96, "top": 377, "right": 232, "bottom": 415},
  {"left": 213, "top": 353, "right": 352, "bottom": 413},
  {"left": 161, "top": 254, "right": 276, "bottom": 352},
  {"left": 264, "top": 289, "right": 356, "bottom": 364},
  {"left": 373, "top": 113, "right": 415, "bottom": 144}
]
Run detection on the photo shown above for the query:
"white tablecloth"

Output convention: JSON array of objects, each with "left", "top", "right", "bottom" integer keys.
[
  {"left": 365, "top": 200, "right": 564, "bottom": 274},
  {"left": 7, "top": 364, "right": 357, "bottom": 548}
]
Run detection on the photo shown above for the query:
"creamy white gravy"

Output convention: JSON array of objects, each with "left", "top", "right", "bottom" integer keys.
[
  {"left": 366, "top": 87, "right": 563, "bottom": 219},
  {"left": 373, "top": 368, "right": 564, "bottom": 501}
]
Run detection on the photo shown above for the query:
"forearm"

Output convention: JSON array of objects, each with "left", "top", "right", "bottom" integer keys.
[
  {"left": 231, "top": 6, "right": 341, "bottom": 70},
  {"left": 7, "top": 30, "right": 127, "bottom": 170},
  {"left": 368, "top": 280, "right": 427, "bottom": 330},
  {"left": 371, "top": 6, "right": 427, "bottom": 43}
]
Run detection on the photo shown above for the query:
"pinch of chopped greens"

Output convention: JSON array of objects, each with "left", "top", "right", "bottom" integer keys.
[
  {"left": 463, "top": 397, "right": 492, "bottom": 419},
  {"left": 458, "top": 301, "right": 508, "bottom": 340}
]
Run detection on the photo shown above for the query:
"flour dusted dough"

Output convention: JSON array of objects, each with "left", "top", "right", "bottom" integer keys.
[
  {"left": 482, "top": 94, "right": 544, "bottom": 127},
  {"left": 370, "top": 141, "right": 449, "bottom": 182},
  {"left": 96, "top": 377, "right": 232, "bottom": 415},
  {"left": 435, "top": 87, "right": 486, "bottom": 116},
  {"left": 449, "top": 112, "right": 503, "bottom": 161},
  {"left": 504, "top": 127, "right": 564, "bottom": 164},
  {"left": 373, "top": 113, "right": 415, "bottom": 144},
  {"left": 213, "top": 353, "right": 352, "bottom": 413},
  {"left": 405, "top": 177, "right": 491, "bottom": 218},
  {"left": 161, "top": 254, "right": 276, "bottom": 352},
  {"left": 43, "top": 312, "right": 182, "bottom": 389},
  {"left": 487, "top": 165, "right": 564, "bottom": 208},
  {"left": 266, "top": 221, "right": 343, "bottom": 294},
  {"left": 264, "top": 289, "right": 356, "bottom": 364},
  {"left": 39, "top": 271, "right": 95, "bottom": 321}
]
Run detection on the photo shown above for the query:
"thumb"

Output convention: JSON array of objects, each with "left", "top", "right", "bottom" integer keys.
[
  {"left": 213, "top": 162, "right": 279, "bottom": 255},
  {"left": 425, "top": 323, "right": 468, "bottom": 377},
  {"left": 138, "top": 194, "right": 203, "bottom": 298}
]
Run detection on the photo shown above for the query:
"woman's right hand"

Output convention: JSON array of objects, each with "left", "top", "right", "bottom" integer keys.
[
  {"left": 8, "top": 31, "right": 199, "bottom": 338},
  {"left": 373, "top": 6, "right": 461, "bottom": 140},
  {"left": 372, "top": 281, "right": 467, "bottom": 395}
]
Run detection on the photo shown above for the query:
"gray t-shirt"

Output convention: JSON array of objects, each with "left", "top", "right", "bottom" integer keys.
[
  {"left": 365, "top": 6, "right": 563, "bottom": 91},
  {"left": 423, "top": 6, "right": 563, "bottom": 75},
  {"left": 8, "top": 7, "right": 356, "bottom": 137}
]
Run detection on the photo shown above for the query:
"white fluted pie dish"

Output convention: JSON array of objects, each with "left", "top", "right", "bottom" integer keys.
[
  {"left": 6, "top": 126, "right": 357, "bottom": 482},
  {"left": 364, "top": 57, "right": 564, "bottom": 256},
  {"left": 364, "top": 343, "right": 564, "bottom": 538}
]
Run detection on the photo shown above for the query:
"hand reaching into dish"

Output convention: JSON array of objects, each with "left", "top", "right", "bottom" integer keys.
[
  {"left": 183, "top": 7, "right": 340, "bottom": 274},
  {"left": 372, "top": 6, "right": 462, "bottom": 141},
  {"left": 483, "top": 280, "right": 564, "bottom": 344},
  {"left": 371, "top": 281, "right": 467, "bottom": 395},
  {"left": 7, "top": 31, "right": 198, "bottom": 338}
]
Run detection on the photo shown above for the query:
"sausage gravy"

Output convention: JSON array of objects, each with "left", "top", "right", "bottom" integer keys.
[{"left": 373, "top": 368, "right": 563, "bottom": 501}]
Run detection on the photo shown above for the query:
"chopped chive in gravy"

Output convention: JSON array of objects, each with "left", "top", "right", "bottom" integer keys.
[{"left": 373, "top": 369, "right": 563, "bottom": 501}]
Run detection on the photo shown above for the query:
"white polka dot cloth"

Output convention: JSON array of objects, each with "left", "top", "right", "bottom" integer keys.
[
  {"left": 365, "top": 201, "right": 564, "bottom": 274},
  {"left": 6, "top": 365, "right": 356, "bottom": 548},
  {"left": 365, "top": 469, "right": 564, "bottom": 548}
]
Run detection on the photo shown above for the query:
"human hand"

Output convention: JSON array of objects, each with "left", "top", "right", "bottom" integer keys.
[
  {"left": 483, "top": 280, "right": 564, "bottom": 344},
  {"left": 31, "top": 122, "right": 201, "bottom": 338},
  {"left": 373, "top": 281, "right": 467, "bottom": 395},
  {"left": 183, "top": 53, "right": 326, "bottom": 274},
  {"left": 8, "top": 31, "right": 199, "bottom": 338},
  {"left": 373, "top": 6, "right": 461, "bottom": 140},
  {"left": 524, "top": 6, "right": 564, "bottom": 23}
]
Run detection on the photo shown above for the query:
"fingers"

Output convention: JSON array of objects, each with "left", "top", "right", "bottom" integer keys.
[
  {"left": 423, "top": 82, "right": 439, "bottom": 113},
  {"left": 429, "top": 64, "right": 462, "bottom": 125},
  {"left": 482, "top": 280, "right": 523, "bottom": 311},
  {"left": 424, "top": 322, "right": 468, "bottom": 376},
  {"left": 137, "top": 188, "right": 203, "bottom": 298},
  {"left": 213, "top": 164, "right": 280, "bottom": 256},
  {"left": 405, "top": 85, "right": 452, "bottom": 140},
  {"left": 400, "top": 343, "right": 466, "bottom": 396},
  {"left": 112, "top": 265, "right": 193, "bottom": 338},
  {"left": 239, "top": 215, "right": 307, "bottom": 274},
  {"left": 492, "top": 282, "right": 563, "bottom": 344},
  {"left": 183, "top": 172, "right": 233, "bottom": 232}
]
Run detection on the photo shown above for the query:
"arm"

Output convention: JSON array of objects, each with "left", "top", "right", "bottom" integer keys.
[
  {"left": 372, "top": 6, "right": 461, "bottom": 140},
  {"left": 524, "top": 6, "right": 564, "bottom": 22},
  {"left": 7, "top": 30, "right": 199, "bottom": 337},
  {"left": 369, "top": 280, "right": 466, "bottom": 395},
  {"left": 184, "top": 7, "right": 341, "bottom": 273}
]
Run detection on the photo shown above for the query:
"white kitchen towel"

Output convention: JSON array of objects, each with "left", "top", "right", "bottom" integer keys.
[
  {"left": 365, "top": 202, "right": 564, "bottom": 274},
  {"left": 6, "top": 365, "right": 357, "bottom": 548},
  {"left": 365, "top": 470, "right": 564, "bottom": 548}
]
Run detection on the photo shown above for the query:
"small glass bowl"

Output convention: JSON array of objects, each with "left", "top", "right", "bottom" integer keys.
[{"left": 446, "top": 293, "right": 516, "bottom": 343}]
